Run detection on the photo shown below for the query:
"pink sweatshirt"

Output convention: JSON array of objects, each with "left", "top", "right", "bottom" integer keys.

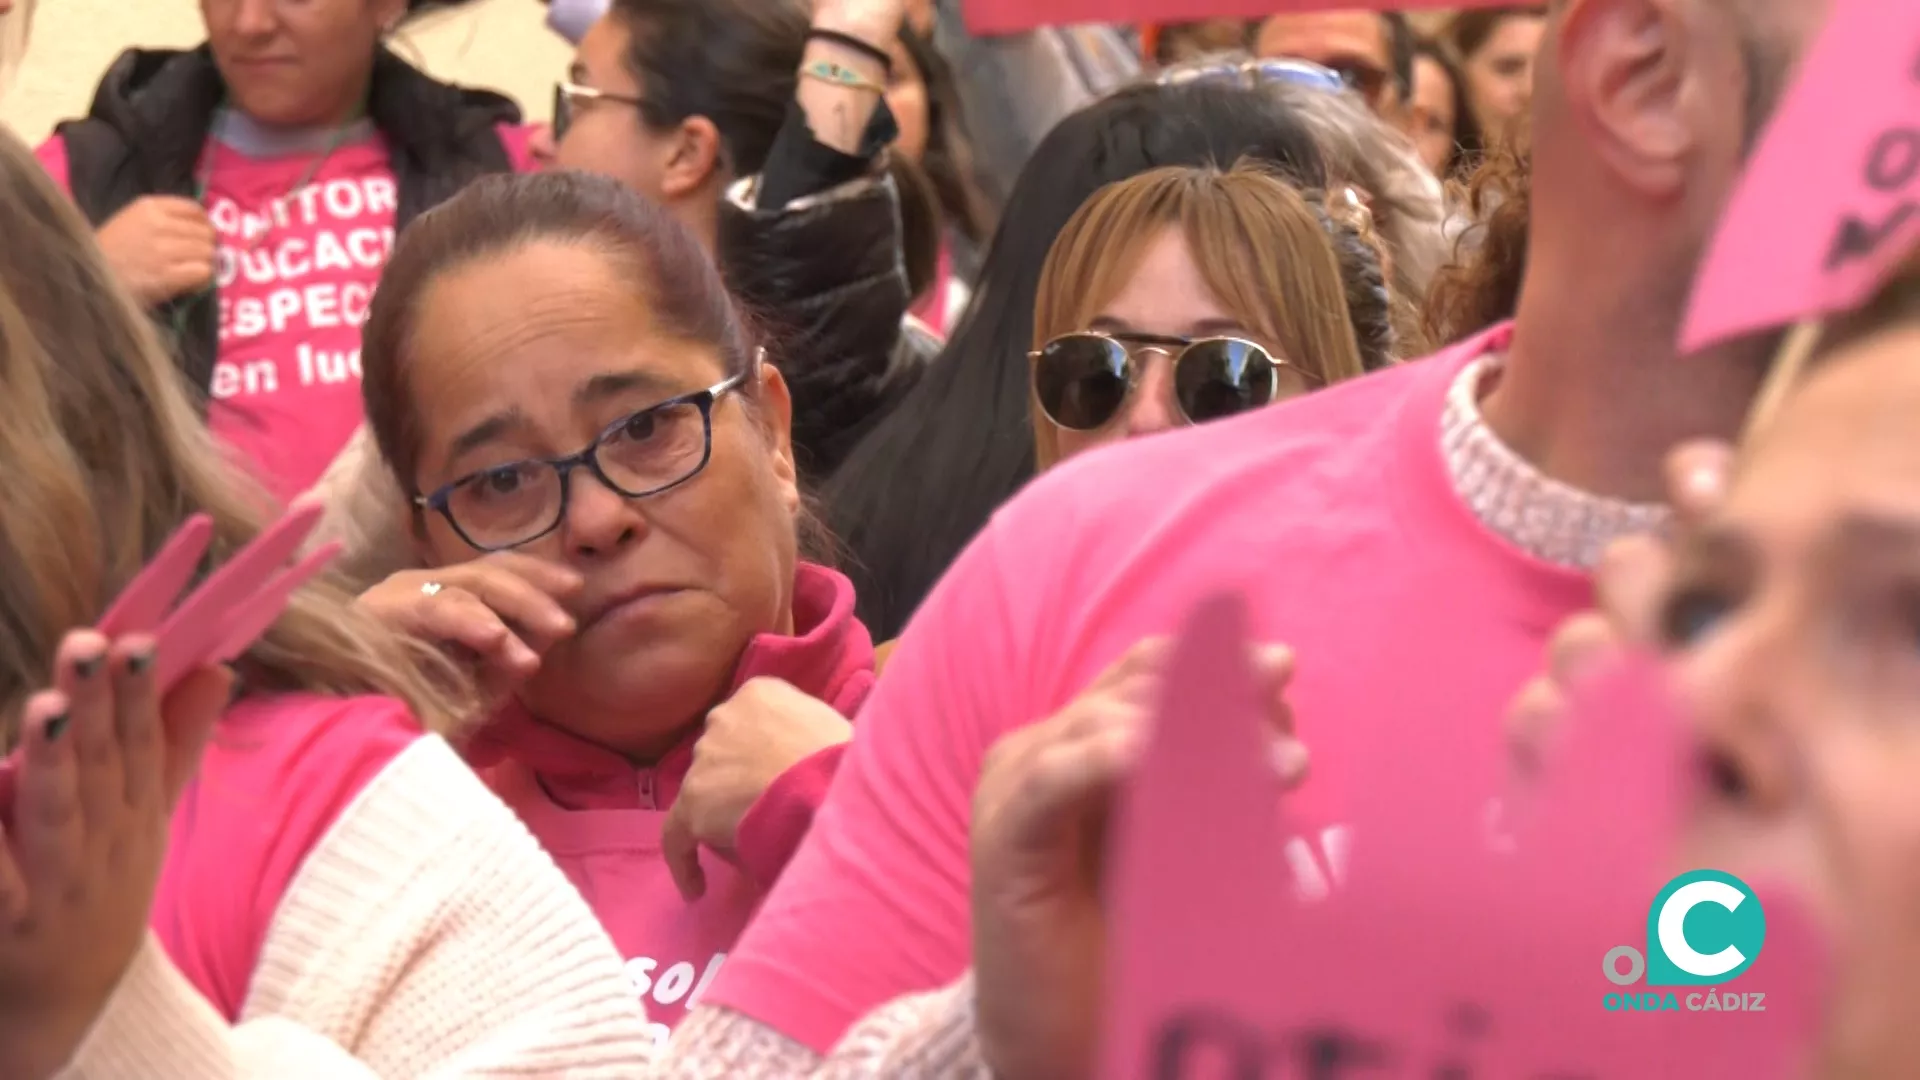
[
  {"left": 704, "top": 326, "right": 1596, "bottom": 1052},
  {"left": 153, "top": 692, "right": 423, "bottom": 1018},
  {"left": 36, "top": 125, "right": 535, "bottom": 504},
  {"left": 464, "top": 563, "right": 875, "bottom": 1050}
]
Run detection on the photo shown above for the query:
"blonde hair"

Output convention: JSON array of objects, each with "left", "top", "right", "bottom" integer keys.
[
  {"left": 1029, "top": 162, "right": 1367, "bottom": 470},
  {"left": 0, "top": 127, "right": 474, "bottom": 745}
]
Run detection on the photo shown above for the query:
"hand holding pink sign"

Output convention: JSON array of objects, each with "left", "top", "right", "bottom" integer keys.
[
  {"left": 1101, "top": 595, "right": 1827, "bottom": 1078},
  {"left": 0, "top": 503, "right": 337, "bottom": 819},
  {"left": 1681, "top": 0, "right": 1920, "bottom": 354}
]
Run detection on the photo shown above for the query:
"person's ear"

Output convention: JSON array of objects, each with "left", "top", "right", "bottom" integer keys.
[
  {"left": 1554, "top": 0, "right": 1705, "bottom": 202},
  {"left": 755, "top": 357, "right": 801, "bottom": 515},
  {"left": 658, "top": 116, "right": 725, "bottom": 200}
]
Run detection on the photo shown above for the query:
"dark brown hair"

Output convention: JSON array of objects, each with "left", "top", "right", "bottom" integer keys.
[
  {"left": 607, "top": 0, "right": 808, "bottom": 178},
  {"left": 361, "top": 170, "right": 756, "bottom": 497},
  {"left": 1446, "top": 6, "right": 1548, "bottom": 60},
  {"left": 1411, "top": 36, "right": 1486, "bottom": 179},
  {"left": 896, "top": 24, "right": 992, "bottom": 247}
]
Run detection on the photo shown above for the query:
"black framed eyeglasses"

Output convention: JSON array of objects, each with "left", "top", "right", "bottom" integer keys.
[
  {"left": 552, "top": 80, "right": 649, "bottom": 142},
  {"left": 415, "top": 354, "right": 759, "bottom": 552},
  {"left": 1029, "top": 332, "right": 1320, "bottom": 432}
]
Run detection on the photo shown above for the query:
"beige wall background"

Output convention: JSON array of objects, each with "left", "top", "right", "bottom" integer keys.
[{"left": 1, "top": 0, "right": 572, "bottom": 143}]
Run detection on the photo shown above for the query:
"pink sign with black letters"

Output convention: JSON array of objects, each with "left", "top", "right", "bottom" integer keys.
[
  {"left": 1101, "top": 593, "right": 1827, "bottom": 1077},
  {"left": 1682, "top": 0, "right": 1920, "bottom": 353}
]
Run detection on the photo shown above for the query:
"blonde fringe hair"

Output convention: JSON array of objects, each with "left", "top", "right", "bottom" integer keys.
[
  {"left": 1029, "top": 161, "right": 1368, "bottom": 470},
  {"left": 0, "top": 127, "right": 475, "bottom": 745}
]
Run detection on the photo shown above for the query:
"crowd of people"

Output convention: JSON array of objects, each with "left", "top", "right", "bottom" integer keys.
[{"left": 0, "top": 0, "right": 1914, "bottom": 1075}]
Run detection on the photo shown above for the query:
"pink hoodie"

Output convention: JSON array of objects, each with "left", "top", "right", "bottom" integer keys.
[{"left": 463, "top": 563, "right": 874, "bottom": 1048}]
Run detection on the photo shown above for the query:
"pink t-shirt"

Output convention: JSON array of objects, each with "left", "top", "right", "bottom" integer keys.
[
  {"left": 152, "top": 693, "right": 423, "bottom": 1019},
  {"left": 36, "top": 125, "right": 536, "bottom": 503},
  {"left": 702, "top": 326, "right": 1596, "bottom": 1052},
  {"left": 465, "top": 564, "right": 875, "bottom": 1052}
]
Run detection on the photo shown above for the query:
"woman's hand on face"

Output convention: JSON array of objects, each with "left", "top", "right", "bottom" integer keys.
[
  {"left": 661, "top": 677, "right": 853, "bottom": 901},
  {"left": 0, "top": 631, "right": 233, "bottom": 1079},
  {"left": 968, "top": 638, "right": 1308, "bottom": 1080},
  {"left": 355, "top": 555, "right": 583, "bottom": 697},
  {"left": 94, "top": 196, "right": 218, "bottom": 309},
  {"left": 1505, "top": 440, "right": 1735, "bottom": 779}
]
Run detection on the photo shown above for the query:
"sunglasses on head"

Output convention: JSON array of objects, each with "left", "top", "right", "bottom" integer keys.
[
  {"left": 1029, "top": 332, "right": 1320, "bottom": 433},
  {"left": 1157, "top": 56, "right": 1350, "bottom": 94},
  {"left": 1318, "top": 58, "right": 1392, "bottom": 103}
]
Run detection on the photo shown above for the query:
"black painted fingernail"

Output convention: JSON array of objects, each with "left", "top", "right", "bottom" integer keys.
[
  {"left": 44, "top": 712, "right": 70, "bottom": 741},
  {"left": 126, "top": 650, "right": 153, "bottom": 675},
  {"left": 73, "top": 652, "right": 104, "bottom": 679}
]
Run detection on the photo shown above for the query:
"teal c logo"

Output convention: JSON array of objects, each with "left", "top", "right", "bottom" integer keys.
[{"left": 1601, "top": 871, "right": 1769, "bottom": 1012}]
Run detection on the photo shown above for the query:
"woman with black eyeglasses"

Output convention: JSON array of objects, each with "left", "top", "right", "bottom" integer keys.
[
  {"left": 539, "top": 0, "right": 939, "bottom": 482},
  {"left": 349, "top": 170, "right": 873, "bottom": 1052}
]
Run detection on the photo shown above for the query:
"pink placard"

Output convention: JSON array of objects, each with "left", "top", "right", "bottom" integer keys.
[
  {"left": 964, "top": 0, "right": 1520, "bottom": 38},
  {"left": 1681, "top": 0, "right": 1920, "bottom": 353},
  {"left": 1101, "top": 596, "right": 1827, "bottom": 1078}
]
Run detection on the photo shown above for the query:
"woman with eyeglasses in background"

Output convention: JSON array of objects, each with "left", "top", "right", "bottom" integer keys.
[
  {"left": 544, "top": 0, "right": 936, "bottom": 481},
  {"left": 32, "top": 0, "right": 535, "bottom": 505},
  {"left": 1029, "top": 162, "right": 1368, "bottom": 469}
]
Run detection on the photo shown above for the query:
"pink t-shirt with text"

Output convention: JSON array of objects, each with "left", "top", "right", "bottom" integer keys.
[
  {"left": 702, "top": 326, "right": 1596, "bottom": 1052},
  {"left": 152, "top": 693, "right": 423, "bottom": 1019},
  {"left": 36, "top": 126, "right": 536, "bottom": 503}
]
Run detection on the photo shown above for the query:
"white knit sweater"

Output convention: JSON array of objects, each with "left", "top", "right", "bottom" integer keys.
[{"left": 55, "top": 735, "right": 985, "bottom": 1078}]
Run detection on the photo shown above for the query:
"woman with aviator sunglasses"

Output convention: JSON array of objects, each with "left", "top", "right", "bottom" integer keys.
[{"left": 1029, "top": 161, "right": 1368, "bottom": 469}]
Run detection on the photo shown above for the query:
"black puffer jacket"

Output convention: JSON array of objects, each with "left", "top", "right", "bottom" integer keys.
[
  {"left": 54, "top": 45, "right": 520, "bottom": 396},
  {"left": 721, "top": 170, "right": 937, "bottom": 481}
]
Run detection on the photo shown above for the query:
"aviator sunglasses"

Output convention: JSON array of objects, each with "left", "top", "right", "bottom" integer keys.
[{"left": 1029, "top": 332, "right": 1320, "bottom": 432}]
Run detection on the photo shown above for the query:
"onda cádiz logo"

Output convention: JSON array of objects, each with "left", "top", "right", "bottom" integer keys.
[{"left": 1600, "top": 870, "right": 1768, "bottom": 1014}]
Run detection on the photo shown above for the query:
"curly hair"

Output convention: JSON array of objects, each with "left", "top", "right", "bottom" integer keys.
[{"left": 1421, "top": 124, "right": 1531, "bottom": 348}]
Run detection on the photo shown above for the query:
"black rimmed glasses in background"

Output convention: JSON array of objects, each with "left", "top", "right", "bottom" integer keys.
[
  {"left": 551, "top": 80, "right": 649, "bottom": 142},
  {"left": 416, "top": 354, "right": 759, "bottom": 552}
]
